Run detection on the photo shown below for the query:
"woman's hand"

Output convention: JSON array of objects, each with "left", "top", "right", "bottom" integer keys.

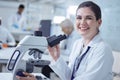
[
  {"left": 16, "top": 72, "right": 36, "bottom": 80},
  {"left": 48, "top": 45, "right": 60, "bottom": 61}
]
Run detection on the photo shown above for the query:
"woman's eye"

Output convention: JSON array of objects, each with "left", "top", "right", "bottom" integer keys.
[
  {"left": 76, "top": 16, "right": 82, "bottom": 19},
  {"left": 86, "top": 17, "right": 92, "bottom": 20}
]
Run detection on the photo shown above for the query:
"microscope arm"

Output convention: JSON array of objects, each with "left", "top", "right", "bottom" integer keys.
[
  {"left": 7, "top": 34, "right": 66, "bottom": 80},
  {"left": 7, "top": 36, "right": 48, "bottom": 80}
]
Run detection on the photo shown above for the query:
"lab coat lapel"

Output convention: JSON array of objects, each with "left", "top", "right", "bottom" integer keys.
[
  {"left": 75, "top": 40, "right": 84, "bottom": 59},
  {"left": 75, "top": 40, "right": 88, "bottom": 59},
  {"left": 71, "top": 40, "right": 84, "bottom": 72},
  {"left": 71, "top": 41, "right": 90, "bottom": 79}
]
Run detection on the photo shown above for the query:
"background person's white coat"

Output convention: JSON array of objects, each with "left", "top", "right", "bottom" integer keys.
[
  {"left": 7, "top": 13, "right": 26, "bottom": 31},
  {"left": 0, "top": 26, "right": 16, "bottom": 46}
]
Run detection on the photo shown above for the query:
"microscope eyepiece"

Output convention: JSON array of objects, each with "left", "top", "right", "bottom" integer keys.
[{"left": 47, "top": 34, "right": 67, "bottom": 47}]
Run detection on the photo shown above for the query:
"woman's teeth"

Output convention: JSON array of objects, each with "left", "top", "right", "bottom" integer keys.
[{"left": 79, "top": 27, "right": 89, "bottom": 30}]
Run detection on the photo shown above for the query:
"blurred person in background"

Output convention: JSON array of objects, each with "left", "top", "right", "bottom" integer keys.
[
  {"left": 48, "top": 1, "right": 114, "bottom": 80},
  {"left": 8, "top": 4, "right": 26, "bottom": 31},
  {"left": 60, "top": 19, "right": 80, "bottom": 56},
  {"left": 0, "top": 17, "right": 16, "bottom": 47}
]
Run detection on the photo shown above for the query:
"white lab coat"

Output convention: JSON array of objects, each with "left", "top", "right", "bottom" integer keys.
[
  {"left": 8, "top": 13, "right": 26, "bottom": 31},
  {"left": 0, "top": 26, "right": 16, "bottom": 46},
  {"left": 49, "top": 33, "right": 114, "bottom": 80},
  {"left": 60, "top": 30, "right": 80, "bottom": 56}
]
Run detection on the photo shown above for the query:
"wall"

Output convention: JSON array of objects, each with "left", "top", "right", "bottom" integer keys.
[{"left": 101, "top": 7, "right": 120, "bottom": 51}]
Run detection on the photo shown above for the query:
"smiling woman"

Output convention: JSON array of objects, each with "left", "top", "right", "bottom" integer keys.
[{"left": 48, "top": 1, "right": 114, "bottom": 80}]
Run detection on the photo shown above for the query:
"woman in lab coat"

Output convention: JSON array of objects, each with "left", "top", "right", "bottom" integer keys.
[
  {"left": 48, "top": 1, "right": 114, "bottom": 80},
  {"left": 16, "top": 1, "right": 114, "bottom": 80}
]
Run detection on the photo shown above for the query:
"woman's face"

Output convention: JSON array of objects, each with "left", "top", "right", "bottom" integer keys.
[{"left": 76, "top": 7, "right": 101, "bottom": 38}]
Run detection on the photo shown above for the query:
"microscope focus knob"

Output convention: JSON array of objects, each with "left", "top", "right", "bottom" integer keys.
[{"left": 16, "top": 69, "right": 26, "bottom": 77}]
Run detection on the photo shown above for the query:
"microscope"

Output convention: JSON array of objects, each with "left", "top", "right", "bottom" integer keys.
[{"left": 7, "top": 31, "right": 66, "bottom": 80}]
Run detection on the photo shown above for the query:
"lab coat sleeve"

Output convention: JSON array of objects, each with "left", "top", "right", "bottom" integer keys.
[
  {"left": 49, "top": 57, "right": 71, "bottom": 80},
  {"left": 74, "top": 43, "right": 114, "bottom": 80}
]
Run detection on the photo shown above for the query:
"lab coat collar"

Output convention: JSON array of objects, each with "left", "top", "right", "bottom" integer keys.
[{"left": 81, "top": 33, "right": 102, "bottom": 48}]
